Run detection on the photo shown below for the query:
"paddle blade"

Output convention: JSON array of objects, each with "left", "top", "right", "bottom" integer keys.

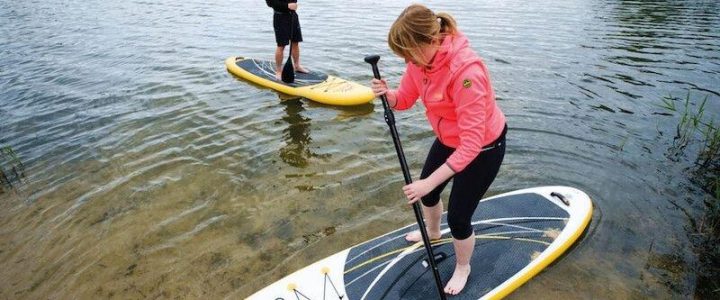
[{"left": 281, "top": 54, "right": 294, "bottom": 83}]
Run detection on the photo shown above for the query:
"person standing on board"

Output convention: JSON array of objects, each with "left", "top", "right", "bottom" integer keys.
[
  {"left": 370, "top": 4, "right": 507, "bottom": 295},
  {"left": 265, "top": 0, "right": 309, "bottom": 81}
]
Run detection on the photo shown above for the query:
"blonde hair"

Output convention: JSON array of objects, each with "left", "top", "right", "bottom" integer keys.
[{"left": 388, "top": 4, "right": 458, "bottom": 67}]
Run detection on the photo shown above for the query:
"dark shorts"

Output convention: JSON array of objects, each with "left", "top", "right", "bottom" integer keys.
[
  {"left": 273, "top": 11, "right": 303, "bottom": 47},
  {"left": 420, "top": 125, "right": 507, "bottom": 240}
]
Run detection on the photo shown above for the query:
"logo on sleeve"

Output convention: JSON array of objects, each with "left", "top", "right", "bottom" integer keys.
[{"left": 462, "top": 79, "right": 472, "bottom": 88}]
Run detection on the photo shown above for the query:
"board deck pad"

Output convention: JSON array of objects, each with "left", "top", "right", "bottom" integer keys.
[
  {"left": 235, "top": 58, "right": 328, "bottom": 88},
  {"left": 247, "top": 186, "right": 592, "bottom": 300}
]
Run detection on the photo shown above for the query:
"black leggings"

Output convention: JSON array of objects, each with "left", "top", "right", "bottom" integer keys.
[{"left": 420, "top": 129, "right": 506, "bottom": 240}]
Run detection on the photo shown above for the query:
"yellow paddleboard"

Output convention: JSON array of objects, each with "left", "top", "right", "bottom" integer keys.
[{"left": 225, "top": 56, "right": 374, "bottom": 106}]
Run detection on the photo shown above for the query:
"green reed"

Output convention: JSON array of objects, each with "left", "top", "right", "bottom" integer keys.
[{"left": 660, "top": 91, "right": 719, "bottom": 189}]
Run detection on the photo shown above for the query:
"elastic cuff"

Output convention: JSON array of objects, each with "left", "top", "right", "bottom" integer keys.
[
  {"left": 451, "top": 228, "right": 474, "bottom": 240},
  {"left": 420, "top": 196, "right": 441, "bottom": 207},
  {"left": 445, "top": 162, "right": 459, "bottom": 173}
]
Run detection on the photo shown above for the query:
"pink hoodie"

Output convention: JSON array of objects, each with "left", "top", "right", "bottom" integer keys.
[{"left": 391, "top": 32, "right": 506, "bottom": 172}]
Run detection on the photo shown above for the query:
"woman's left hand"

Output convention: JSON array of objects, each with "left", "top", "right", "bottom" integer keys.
[{"left": 402, "top": 179, "right": 435, "bottom": 204}]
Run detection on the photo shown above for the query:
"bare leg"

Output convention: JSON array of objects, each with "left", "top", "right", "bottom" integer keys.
[
  {"left": 274, "top": 46, "right": 285, "bottom": 80},
  {"left": 405, "top": 201, "right": 443, "bottom": 242},
  {"left": 291, "top": 42, "right": 308, "bottom": 73},
  {"left": 444, "top": 233, "right": 474, "bottom": 295}
]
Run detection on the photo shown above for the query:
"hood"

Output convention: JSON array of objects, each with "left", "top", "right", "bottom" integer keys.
[{"left": 425, "top": 32, "right": 471, "bottom": 74}]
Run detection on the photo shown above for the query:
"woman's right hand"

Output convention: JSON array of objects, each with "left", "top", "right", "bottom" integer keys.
[
  {"left": 371, "top": 78, "right": 388, "bottom": 97},
  {"left": 288, "top": 3, "right": 298, "bottom": 10},
  {"left": 370, "top": 78, "right": 397, "bottom": 105}
]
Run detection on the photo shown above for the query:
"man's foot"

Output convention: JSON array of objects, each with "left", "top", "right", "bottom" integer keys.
[
  {"left": 294, "top": 65, "right": 309, "bottom": 73},
  {"left": 444, "top": 264, "right": 471, "bottom": 295},
  {"left": 275, "top": 70, "right": 282, "bottom": 81},
  {"left": 405, "top": 229, "right": 441, "bottom": 242}
]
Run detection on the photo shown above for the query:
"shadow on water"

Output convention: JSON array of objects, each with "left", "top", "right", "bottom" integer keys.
[{"left": 304, "top": 100, "right": 375, "bottom": 120}]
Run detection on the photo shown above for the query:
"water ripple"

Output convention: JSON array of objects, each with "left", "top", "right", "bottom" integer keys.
[{"left": 1, "top": 0, "right": 718, "bottom": 299}]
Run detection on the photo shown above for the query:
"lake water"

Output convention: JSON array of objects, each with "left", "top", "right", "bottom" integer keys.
[{"left": 1, "top": 0, "right": 718, "bottom": 298}]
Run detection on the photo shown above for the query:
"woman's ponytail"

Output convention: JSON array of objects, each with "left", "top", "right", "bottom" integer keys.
[{"left": 436, "top": 12, "right": 457, "bottom": 35}]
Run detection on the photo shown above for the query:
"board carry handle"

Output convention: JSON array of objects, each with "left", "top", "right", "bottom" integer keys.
[
  {"left": 364, "top": 54, "right": 447, "bottom": 300},
  {"left": 551, "top": 191, "right": 570, "bottom": 206}
]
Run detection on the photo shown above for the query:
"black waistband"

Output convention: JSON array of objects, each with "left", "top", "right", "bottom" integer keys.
[{"left": 481, "top": 124, "right": 507, "bottom": 151}]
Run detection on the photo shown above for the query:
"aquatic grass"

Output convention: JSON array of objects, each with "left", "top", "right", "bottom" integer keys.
[
  {"left": 696, "top": 189, "right": 720, "bottom": 298},
  {"left": 660, "top": 90, "right": 720, "bottom": 298},
  {"left": 697, "top": 118, "right": 720, "bottom": 170},
  {"left": 0, "top": 145, "right": 26, "bottom": 193},
  {"left": 660, "top": 92, "right": 713, "bottom": 158}
]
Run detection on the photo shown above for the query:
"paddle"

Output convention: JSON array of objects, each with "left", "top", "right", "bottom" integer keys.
[
  {"left": 281, "top": 12, "right": 296, "bottom": 83},
  {"left": 364, "top": 55, "right": 447, "bottom": 300}
]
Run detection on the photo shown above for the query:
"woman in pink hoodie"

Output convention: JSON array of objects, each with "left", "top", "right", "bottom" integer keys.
[{"left": 371, "top": 4, "right": 507, "bottom": 295}]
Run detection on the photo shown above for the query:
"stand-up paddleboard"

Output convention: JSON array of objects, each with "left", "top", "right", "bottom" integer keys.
[
  {"left": 248, "top": 186, "right": 592, "bottom": 299},
  {"left": 225, "top": 56, "right": 374, "bottom": 106}
]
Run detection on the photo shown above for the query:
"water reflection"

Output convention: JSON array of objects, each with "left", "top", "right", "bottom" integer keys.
[
  {"left": 278, "top": 98, "right": 374, "bottom": 167},
  {"left": 279, "top": 99, "right": 315, "bottom": 167}
]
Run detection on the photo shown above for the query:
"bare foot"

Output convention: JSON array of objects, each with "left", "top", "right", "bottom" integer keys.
[
  {"left": 444, "top": 264, "right": 471, "bottom": 295},
  {"left": 275, "top": 70, "right": 282, "bottom": 81},
  {"left": 405, "top": 229, "right": 441, "bottom": 242},
  {"left": 294, "top": 65, "right": 309, "bottom": 73}
]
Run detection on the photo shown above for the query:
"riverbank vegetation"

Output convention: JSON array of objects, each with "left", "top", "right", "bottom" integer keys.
[{"left": 660, "top": 91, "right": 719, "bottom": 297}]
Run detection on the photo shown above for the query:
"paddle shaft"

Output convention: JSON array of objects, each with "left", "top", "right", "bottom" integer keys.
[
  {"left": 287, "top": 14, "right": 294, "bottom": 60},
  {"left": 365, "top": 55, "right": 447, "bottom": 300},
  {"left": 281, "top": 11, "right": 296, "bottom": 83}
]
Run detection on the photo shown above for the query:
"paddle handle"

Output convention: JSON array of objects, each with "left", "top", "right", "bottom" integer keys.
[{"left": 364, "top": 55, "right": 447, "bottom": 300}]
